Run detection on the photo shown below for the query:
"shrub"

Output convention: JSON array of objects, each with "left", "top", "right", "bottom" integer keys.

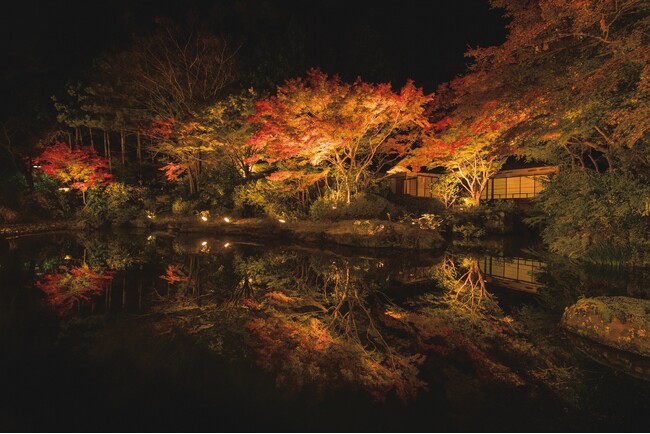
[
  {"left": 19, "top": 173, "right": 75, "bottom": 220},
  {"left": 387, "top": 192, "right": 445, "bottom": 217},
  {"left": 171, "top": 198, "right": 193, "bottom": 215},
  {"left": 79, "top": 182, "right": 143, "bottom": 228},
  {"left": 529, "top": 168, "right": 650, "bottom": 264},
  {"left": 429, "top": 173, "right": 460, "bottom": 208},
  {"left": 198, "top": 162, "right": 242, "bottom": 210},
  {"left": 398, "top": 213, "right": 444, "bottom": 231},
  {"left": 0, "top": 206, "right": 18, "bottom": 223},
  {"left": 582, "top": 242, "right": 633, "bottom": 268},
  {"left": 309, "top": 193, "right": 399, "bottom": 221},
  {"left": 234, "top": 179, "right": 306, "bottom": 219}
]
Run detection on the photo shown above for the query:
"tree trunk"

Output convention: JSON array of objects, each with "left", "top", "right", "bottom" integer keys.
[
  {"left": 89, "top": 126, "right": 95, "bottom": 151},
  {"left": 186, "top": 152, "right": 200, "bottom": 194},
  {"left": 120, "top": 130, "right": 126, "bottom": 165},
  {"left": 471, "top": 188, "right": 481, "bottom": 207},
  {"left": 136, "top": 132, "right": 142, "bottom": 183},
  {"left": 24, "top": 156, "right": 35, "bottom": 192},
  {"left": 103, "top": 130, "right": 108, "bottom": 158},
  {"left": 106, "top": 132, "right": 112, "bottom": 173}
]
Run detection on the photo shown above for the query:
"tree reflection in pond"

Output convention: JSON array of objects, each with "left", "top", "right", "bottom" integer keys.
[
  {"left": 6, "top": 233, "right": 650, "bottom": 430},
  {"left": 436, "top": 256, "right": 497, "bottom": 316},
  {"left": 239, "top": 252, "right": 425, "bottom": 401},
  {"left": 37, "top": 264, "right": 113, "bottom": 315},
  {"left": 405, "top": 254, "right": 583, "bottom": 405}
]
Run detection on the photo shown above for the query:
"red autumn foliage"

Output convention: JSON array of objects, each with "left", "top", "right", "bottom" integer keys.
[
  {"left": 36, "top": 265, "right": 113, "bottom": 315},
  {"left": 160, "top": 264, "right": 189, "bottom": 285},
  {"left": 246, "top": 313, "right": 424, "bottom": 401},
  {"left": 159, "top": 162, "right": 188, "bottom": 181},
  {"left": 146, "top": 117, "right": 177, "bottom": 140},
  {"left": 249, "top": 68, "right": 432, "bottom": 203},
  {"left": 34, "top": 143, "right": 112, "bottom": 202}
]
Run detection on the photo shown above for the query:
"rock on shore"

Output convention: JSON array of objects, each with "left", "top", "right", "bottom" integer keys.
[{"left": 561, "top": 296, "right": 650, "bottom": 357}]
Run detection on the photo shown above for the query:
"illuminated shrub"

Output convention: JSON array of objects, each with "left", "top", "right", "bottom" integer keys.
[
  {"left": 309, "top": 193, "right": 399, "bottom": 221},
  {"left": 171, "top": 198, "right": 193, "bottom": 215},
  {"left": 529, "top": 169, "right": 650, "bottom": 265},
  {"left": 79, "top": 182, "right": 143, "bottom": 227},
  {"left": 234, "top": 179, "right": 305, "bottom": 219}
]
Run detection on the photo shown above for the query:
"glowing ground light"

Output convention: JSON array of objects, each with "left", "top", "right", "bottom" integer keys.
[
  {"left": 224, "top": 242, "right": 231, "bottom": 248},
  {"left": 201, "top": 241, "right": 208, "bottom": 246},
  {"left": 201, "top": 216, "right": 208, "bottom": 222},
  {"left": 278, "top": 219, "right": 286, "bottom": 223},
  {"left": 223, "top": 217, "right": 231, "bottom": 223},
  {"left": 63, "top": 255, "right": 72, "bottom": 260}
]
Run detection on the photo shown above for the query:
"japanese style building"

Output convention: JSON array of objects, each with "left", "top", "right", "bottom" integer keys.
[
  {"left": 479, "top": 165, "right": 560, "bottom": 200},
  {"left": 389, "top": 165, "right": 559, "bottom": 201}
]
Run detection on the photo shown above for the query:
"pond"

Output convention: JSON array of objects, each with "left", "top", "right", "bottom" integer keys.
[{"left": 1, "top": 230, "right": 649, "bottom": 431}]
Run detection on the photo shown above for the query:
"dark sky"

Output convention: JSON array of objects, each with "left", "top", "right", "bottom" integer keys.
[{"left": 1, "top": 0, "right": 507, "bottom": 118}]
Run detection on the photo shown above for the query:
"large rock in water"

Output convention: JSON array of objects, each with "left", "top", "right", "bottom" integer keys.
[{"left": 561, "top": 296, "right": 650, "bottom": 357}]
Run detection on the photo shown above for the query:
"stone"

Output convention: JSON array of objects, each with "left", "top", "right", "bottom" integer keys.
[{"left": 561, "top": 296, "right": 650, "bottom": 357}]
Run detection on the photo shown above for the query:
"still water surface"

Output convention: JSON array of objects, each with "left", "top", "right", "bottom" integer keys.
[{"left": 1, "top": 231, "right": 649, "bottom": 431}]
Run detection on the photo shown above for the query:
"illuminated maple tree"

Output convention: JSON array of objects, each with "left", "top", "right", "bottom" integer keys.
[
  {"left": 34, "top": 142, "right": 112, "bottom": 205},
  {"left": 194, "top": 89, "right": 265, "bottom": 180},
  {"left": 144, "top": 117, "right": 213, "bottom": 194},
  {"left": 250, "top": 69, "right": 432, "bottom": 204},
  {"left": 466, "top": 0, "right": 650, "bottom": 173},
  {"left": 403, "top": 95, "right": 530, "bottom": 206},
  {"left": 398, "top": 0, "right": 649, "bottom": 208}
]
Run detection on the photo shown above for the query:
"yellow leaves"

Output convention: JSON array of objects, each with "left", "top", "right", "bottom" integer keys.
[
  {"left": 385, "top": 309, "right": 403, "bottom": 319},
  {"left": 264, "top": 291, "right": 295, "bottom": 304},
  {"left": 542, "top": 131, "right": 562, "bottom": 140},
  {"left": 565, "top": 107, "right": 584, "bottom": 121}
]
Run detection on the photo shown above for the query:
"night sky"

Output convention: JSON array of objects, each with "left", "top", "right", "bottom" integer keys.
[{"left": 1, "top": 0, "right": 508, "bottom": 119}]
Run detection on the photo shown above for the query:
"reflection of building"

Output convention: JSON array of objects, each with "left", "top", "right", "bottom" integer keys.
[
  {"left": 479, "top": 256, "right": 545, "bottom": 294},
  {"left": 389, "top": 165, "right": 559, "bottom": 201}
]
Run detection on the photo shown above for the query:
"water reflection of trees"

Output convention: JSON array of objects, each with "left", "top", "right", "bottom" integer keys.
[
  {"left": 234, "top": 251, "right": 425, "bottom": 401},
  {"left": 36, "top": 264, "right": 114, "bottom": 315},
  {"left": 24, "top": 234, "right": 588, "bottom": 406},
  {"left": 403, "top": 254, "right": 585, "bottom": 405},
  {"left": 435, "top": 256, "right": 497, "bottom": 317},
  {"left": 144, "top": 246, "right": 585, "bottom": 405}
]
